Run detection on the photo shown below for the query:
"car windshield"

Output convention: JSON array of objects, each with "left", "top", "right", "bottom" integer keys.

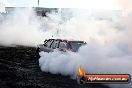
[{"left": 71, "top": 41, "right": 86, "bottom": 51}]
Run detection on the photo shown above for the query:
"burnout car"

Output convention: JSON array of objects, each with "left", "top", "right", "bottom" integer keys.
[{"left": 36, "top": 39, "right": 86, "bottom": 53}]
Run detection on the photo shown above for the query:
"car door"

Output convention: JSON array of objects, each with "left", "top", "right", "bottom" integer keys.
[{"left": 58, "top": 41, "right": 67, "bottom": 52}]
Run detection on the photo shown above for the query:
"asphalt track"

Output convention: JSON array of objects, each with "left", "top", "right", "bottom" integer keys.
[{"left": 0, "top": 46, "right": 110, "bottom": 88}]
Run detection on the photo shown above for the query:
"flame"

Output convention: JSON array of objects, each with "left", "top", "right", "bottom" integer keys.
[{"left": 78, "top": 66, "right": 86, "bottom": 76}]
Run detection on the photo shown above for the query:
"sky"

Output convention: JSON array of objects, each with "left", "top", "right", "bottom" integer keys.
[
  {"left": 7, "top": 0, "right": 120, "bottom": 10},
  {"left": 0, "top": 0, "right": 132, "bottom": 15}
]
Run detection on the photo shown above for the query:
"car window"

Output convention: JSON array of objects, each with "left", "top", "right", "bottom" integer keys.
[
  {"left": 51, "top": 40, "right": 60, "bottom": 49},
  {"left": 44, "top": 40, "right": 48, "bottom": 44},
  {"left": 44, "top": 40, "right": 54, "bottom": 48},
  {"left": 71, "top": 42, "right": 85, "bottom": 51},
  {"left": 59, "top": 41, "right": 67, "bottom": 49},
  {"left": 43, "top": 40, "right": 48, "bottom": 46}
]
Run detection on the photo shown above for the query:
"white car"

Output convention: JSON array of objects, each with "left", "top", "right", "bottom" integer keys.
[{"left": 36, "top": 39, "right": 86, "bottom": 54}]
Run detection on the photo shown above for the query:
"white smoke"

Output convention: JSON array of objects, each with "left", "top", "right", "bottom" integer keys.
[
  {"left": 0, "top": 0, "right": 132, "bottom": 88},
  {"left": 39, "top": 42, "right": 132, "bottom": 88},
  {"left": 0, "top": 0, "right": 10, "bottom": 12},
  {"left": 39, "top": 9, "right": 132, "bottom": 88},
  {"left": 0, "top": 8, "right": 45, "bottom": 46},
  {"left": 118, "top": 0, "right": 132, "bottom": 16},
  {"left": 39, "top": 40, "right": 131, "bottom": 75},
  {"left": 0, "top": 7, "right": 132, "bottom": 88}
]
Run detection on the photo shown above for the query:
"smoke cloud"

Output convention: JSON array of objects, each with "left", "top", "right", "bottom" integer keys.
[
  {"left": 39, "top": 40, "right": 132, "bottom": 87},
  {"left": 39, "top": 9, "right": 132, "bottom": 88},
  {"left": 0, "top": 7, "right": 132, "bottom": 88},
  {"left": 0, "top": 0, "right": 10, "bottom": 12},
  {"left": 0, "top": 8, "right": 45, "bottom": 46},
  {"left": 118, "top": 0, "right": 132, "bottom": 16}
]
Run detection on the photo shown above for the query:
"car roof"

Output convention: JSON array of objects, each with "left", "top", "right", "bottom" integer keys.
[{"left": 46, "top": 39, "right": 85, "bottom": 43}]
